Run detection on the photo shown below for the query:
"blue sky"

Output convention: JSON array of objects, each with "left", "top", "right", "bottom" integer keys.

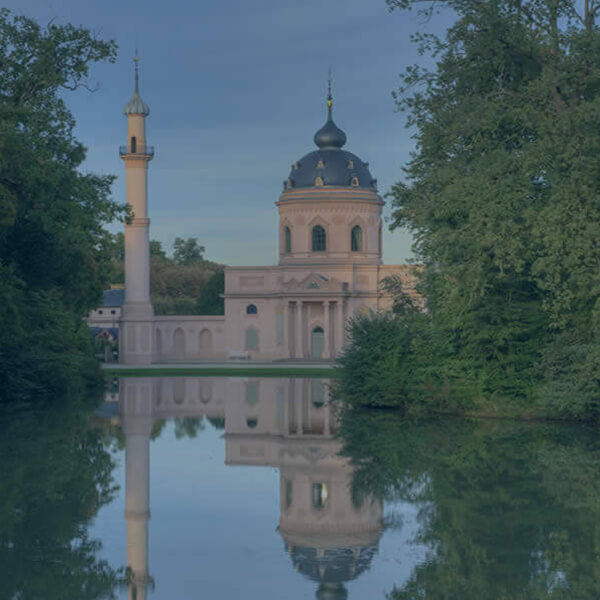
[{"left": 7, "top": 0, "right": 452, "bottom": 266}]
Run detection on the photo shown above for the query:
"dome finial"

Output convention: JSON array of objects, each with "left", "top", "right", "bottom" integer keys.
[
  {"left": 327, "top": 68, "right": 333, "bottom": 121},
  {"left": 124, "top": 48, "right": 150, "bottom": 116},
  {"left": 314, "top": 71, "right": 346, "bottom": 150}
]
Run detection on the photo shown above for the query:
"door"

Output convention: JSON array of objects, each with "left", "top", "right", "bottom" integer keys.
[{"left": 311, "top": 326, "right": 324, "bottom": 359}]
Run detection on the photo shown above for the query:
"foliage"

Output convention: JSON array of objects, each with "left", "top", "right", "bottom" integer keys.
[
  {"left": 342, "top": 0, "right": 600, "bottom": 419},
  {"left": 107, "top": 233, "right": 225, "bottom": 315},
  {"left": 0, "top": 10, "right": 121, "bottom": 401},
  {"left": 339, "top": 409, "right": 600, "bottom": 599},
  {"left": 173, "top": 236, "right": 205, "bottom": 266},
  {"left": 0, "top": 384, "right": 121, "bottom": 598}
]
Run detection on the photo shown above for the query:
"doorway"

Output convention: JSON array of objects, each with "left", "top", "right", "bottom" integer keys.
[{"left": 311, "top": 326, "right": 324, "bottom": 359}]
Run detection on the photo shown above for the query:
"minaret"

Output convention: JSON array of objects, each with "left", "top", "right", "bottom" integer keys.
[{"left": 119, "top": 52, "right": 154, "bottom": 364}]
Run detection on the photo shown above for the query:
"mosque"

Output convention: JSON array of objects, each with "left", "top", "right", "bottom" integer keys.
[{"left": 117, "top": 60, "right": 415, "bottom": 364}]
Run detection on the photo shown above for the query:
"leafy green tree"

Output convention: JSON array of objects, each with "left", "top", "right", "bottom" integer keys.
[
  {"left": 0, "top": 10, "right": 121, "bottom": 401},
  {"left": 173, "top": 236, "right": 205, "bottom": 266},
  {"left": 344, "top": 0, "right": 600, "bottom": 417},
  {"left": 195, "top": 269, "right": 225, "bottom": 315}
]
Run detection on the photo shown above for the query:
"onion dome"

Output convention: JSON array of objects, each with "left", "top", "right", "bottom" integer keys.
[
  {"left": 283, "top": 86, "right": 377, "bottom": 191},
  {"left": 124, "top": 54, "right": 150, "bottom": 116},
  {"left": 313, "top": 94, "right": 347, "bottom": 149}
]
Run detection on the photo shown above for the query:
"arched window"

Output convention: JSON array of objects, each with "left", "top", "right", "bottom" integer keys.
[
  {"left": 350, "top": 176, "right": 359, "bottom": 186},
  {"left": 351, "top": 225, "right": 363, "bottom": 252},
  {"left": 245, "top": 327, "right": 258, "bottom": 350},
  {"left": 314, "top": 176, "right": 324, "bottom": 186},
  {"left": 246, "top": 304, "right": 258, "bottom": 315},
  {"left": 312, "top": 483, "right": 328, "bottom": 509},
  {"left": 312, "top": 225, "right": 326, "bottom": 252},
  {"left": 130, "top": 136, "right": 137, "bottom": 153},
  {"left": 246, "top": 418, "right": 258, "bottom": 429},
  {"left": 284, "top": 226, "right": 292, "bottom": 253}
]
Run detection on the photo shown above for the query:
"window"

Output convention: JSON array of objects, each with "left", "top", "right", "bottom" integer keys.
[
  {"left": 351, "top": 225, "right": 363, "bottom": 252},
  {"left": 350, "top": 176, "right": 359, "bottom": 186},
  {"left": 246, "top": 418, "right": 258, "bottom": 429},
  {"left": 312, "top": 483, "right": 328, "bottom": 509},
  {"left": 245, "top": 327, "right": 259, "bottom": 350},
  {"left": 285, "top": 480, "right": 293, "bottom": 509},
  {"left": 246, "top": 382, "right": 259, "bottom": 405},
  {"left": 311, "top": 380, "right": 325, "bottom": 407},
  {"left": 110, "top": 309, "right": 116, "bottom": 315},
  {"left": 130, "top": 136, "right": 137, "bottom": 153},
  {"left": 312, "top": 225, "right": 326, "bottom": 252},
  {"left": 98, "top": 310, "right": 103, "bottom": 315},
  {"left": 314, "top": 176, "right": 324, "bottom": 186},
  {"left": 246, "top": 304, "right": 258, "bottom": 315},
  {"left": 316, "top": 159, "right": 325, "bottom": 169},
  {"left": 284, "top": 226, "right": 292, "bottom": 253}
]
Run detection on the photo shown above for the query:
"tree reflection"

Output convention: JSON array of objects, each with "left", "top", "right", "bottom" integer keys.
[
  {"left": 0, "top": 392, "right": 120, "bottom": 599},
  {"left": 339, "top": 411, "right": 600, "bottom": 599}
]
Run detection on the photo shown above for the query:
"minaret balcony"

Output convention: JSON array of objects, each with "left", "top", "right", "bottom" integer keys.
[{"left": 119, "top": 144, "right": 154, "bottom": 157}]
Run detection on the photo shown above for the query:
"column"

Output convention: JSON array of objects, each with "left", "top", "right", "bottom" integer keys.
[
  {"left": 336, "top": 299, "right": 345, "bottom": 357},
  {"left": 283, "top": 302, "right": 290, "bottom": 358},
  {"left": 323, "top": 301, "right": 330, "bottom": 359},
  {"left": 295, "top": 300, "right": 303, "bottom": 359}
]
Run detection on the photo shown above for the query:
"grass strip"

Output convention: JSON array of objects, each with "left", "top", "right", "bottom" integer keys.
[{"left": 103, "top": 367, "right": 340, "bottom": 378}]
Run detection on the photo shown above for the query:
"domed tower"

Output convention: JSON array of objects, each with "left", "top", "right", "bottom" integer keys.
[{"left": 277, "top": 83, "right": 383, "bottom": 266}]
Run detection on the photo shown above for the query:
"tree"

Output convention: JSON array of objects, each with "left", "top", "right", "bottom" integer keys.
[
  {"left": 173, "top": 236, "right": 205, "bottom": 266},
  {"left": 377, "top": 0, "right": 600, "bottom": 415},
  {"left": 0, "top": 10, "right": 121, "bottom": 401}
]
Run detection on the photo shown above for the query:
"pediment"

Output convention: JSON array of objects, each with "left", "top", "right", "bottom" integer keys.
[{"left": 283, "top": 273, "right": 344, "bottom": 292}]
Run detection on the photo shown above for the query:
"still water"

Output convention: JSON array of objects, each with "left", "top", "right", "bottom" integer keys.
[{"left": 2, "top": 376, "right": 600, "bottom": 599}]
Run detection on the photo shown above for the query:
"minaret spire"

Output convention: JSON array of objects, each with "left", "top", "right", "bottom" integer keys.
[{"left": 133, "top": 49, "right": 141, "bottom": 93}]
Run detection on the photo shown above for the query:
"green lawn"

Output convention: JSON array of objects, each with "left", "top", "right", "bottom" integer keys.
[{"left": 103, "top": 367, "right": 340, "bottom": 378}]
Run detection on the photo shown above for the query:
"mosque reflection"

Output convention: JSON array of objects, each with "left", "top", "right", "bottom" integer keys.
[{"left": 116, "top": 377, "right": 382, "bottom": 600}]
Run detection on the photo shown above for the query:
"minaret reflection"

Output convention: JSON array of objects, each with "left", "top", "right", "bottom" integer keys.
[
  {"left": 118, "top": 376, "right": 382, "bottom": 599},
  {"left": 120, "top": 378, "right": 154, "bottom": 600}
]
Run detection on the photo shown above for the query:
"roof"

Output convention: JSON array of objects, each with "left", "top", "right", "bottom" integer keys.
[
  {"left": 283, "top": 95, "right": 376, "bottom": 191},
  {"left": 101, "top": 288, "right": 125, "bottom": 307}
]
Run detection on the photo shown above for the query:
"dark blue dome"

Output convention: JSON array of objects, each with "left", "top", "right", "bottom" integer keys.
[
  {"left": 286, "top": 149, "right": 376, "bottom": 190},
  {"left": 284, "top": 93, "right": 377, "bottom": 192}
]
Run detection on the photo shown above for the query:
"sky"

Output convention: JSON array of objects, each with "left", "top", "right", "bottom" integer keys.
[{"left": 6, "top": 0, "right": 452, "bottom": 266}]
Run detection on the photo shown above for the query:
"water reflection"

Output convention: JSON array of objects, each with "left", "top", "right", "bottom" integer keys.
[{"left": 117, "top": 377, "right": 382, "bottom": 600}]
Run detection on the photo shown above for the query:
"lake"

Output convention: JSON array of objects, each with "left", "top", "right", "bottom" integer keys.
[{"left": 1, "top": 375, "right": 599, "bottom": 599}]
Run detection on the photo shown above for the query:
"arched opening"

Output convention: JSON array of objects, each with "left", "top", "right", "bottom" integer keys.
[
  {"left": 314, "top": 175, "right": 324, "bottom": 186},
  {"left": 351, "top": 225, "right": 363, "bottom": 252},
  {"left": 246, "top": 418, "right": 258, "bottom": 429},
  {"left": 199, "top": 328, "right": 212, "bottom": 358},
  {"left": 312, "top": 483, "right": 328, "bottom": 509},
  {"left": 311, "top": 326, "right": 325, "bottom": 359},
  {"left": 199, "top": 380, "right": 212, "bottom": 404},
  {"left": 130, "top": 136, "right": 137, "bottom": 153},
  {"left": 284, "top": 226, "right": 292, "bottom": 253},
  {"left": 155, "top": 328, "right": 163, "bottom": 359},
  {"left": 245, "top": 327, "right": 259, "bottom": 351},
  {"left": 173, "top": 328, "right": 185, "bottom": 359},
  {"left": 174, "top": 379, "right": 185, "bottom": 405},
  {"left": 312, "top": 225, "right": 326, "bottom": 252},
  {"left": 246, "top": 304, "right": 258, "bottom": 315}
]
